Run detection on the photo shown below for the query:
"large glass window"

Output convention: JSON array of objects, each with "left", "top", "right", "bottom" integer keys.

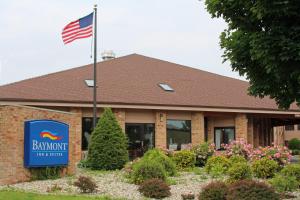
[
  {"left": 82, "top": 117, "right": 99, "bottom": 150},
  {"left": 126, "top": 123, "right": 155, "bottom": 160},
  {"left": 214, "top": 127, "right": 235, "bottom": 150},
  {"left": 167, "top": 120, "right": 191, "bottom": 150}
]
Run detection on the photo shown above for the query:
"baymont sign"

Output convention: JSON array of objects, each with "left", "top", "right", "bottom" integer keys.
[
  {"left": 32, "top": 140, "right": 68, "bottom": 151},
  {"left": 24, "top": 120, "right": 69, "bottom": 167}
]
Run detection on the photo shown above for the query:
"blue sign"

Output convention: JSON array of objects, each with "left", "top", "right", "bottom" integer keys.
[{"left": 24, "top": 120, "right": 69, "bottom": 167}]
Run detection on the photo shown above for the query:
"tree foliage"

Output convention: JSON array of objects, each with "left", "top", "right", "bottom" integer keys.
[
  {"left": 87, "top": 107, "right": 128, "bottom": 170},
  {"left": 205, "top": 0, "right": 300, "bottom": 109}
]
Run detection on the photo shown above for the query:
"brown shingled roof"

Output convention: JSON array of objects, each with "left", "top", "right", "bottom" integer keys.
[{"left": 0, "top": 54, "right": 298, "bottom": 111}]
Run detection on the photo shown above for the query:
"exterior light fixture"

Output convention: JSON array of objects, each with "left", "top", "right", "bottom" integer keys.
[{"left": 160, "top": 113, "right": 164, "bottom": 122}]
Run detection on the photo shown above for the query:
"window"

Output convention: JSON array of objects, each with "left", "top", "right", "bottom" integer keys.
[
  {"left": 85, "top": 79, "right": 94, "bottom": 87},
  {"left": 167, "top": 120, "right": 191, "bottom": 150},
  {"left": 214, "top": 127, "right": 235, "bottom": 150},
  {"left": 285, "top": 125, "right": 294, "bottom": 131},
  {"left": 126, "top": 123, "right": 155, "bottom": 159},
  {"left": 82, "top": 117, "right": 99, "bottom": 150},
  {"left": 158, "top": 83, "right": 174, "bottom": 92}
]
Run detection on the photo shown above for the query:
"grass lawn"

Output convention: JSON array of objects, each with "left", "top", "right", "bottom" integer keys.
[{"left": 0, "top": 190, "right": 126, "bottom": 200}]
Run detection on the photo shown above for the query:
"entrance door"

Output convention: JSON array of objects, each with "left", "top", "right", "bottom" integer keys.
[
  {"left": 214, "top": 127, "right": 235, "bottom": 149},
  {"left": 125, "top": 123, "right": 155, "bottom": 160}
]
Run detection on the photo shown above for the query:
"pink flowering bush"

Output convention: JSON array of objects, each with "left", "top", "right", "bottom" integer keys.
[
  {"left": 250, "top": 145, "right": 292, "bottom": 166},
  {"left": 221, "top": 139, "right": 253, "bottom": 160},
  {"left": 216, "top": 139, "right": 292, "bottom": 167}
]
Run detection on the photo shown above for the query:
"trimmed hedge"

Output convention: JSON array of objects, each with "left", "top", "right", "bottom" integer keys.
[
  {"left": 227, "top": 180, "right": 280, "bottom": 200},
  {"left": 205, "top": 156, "right": 231, "bottom": 175},
  {"left": 269, "top": 174, "right": 299, "bottom": 193},
  {"left": 173, "top": 150, "right": 196, "bottom": 170},
  {"left": 138, "top": 178, "right": 171, "bottom": 199},
  {"left": 251, "top": 158, "right": 279, "bottom": 179},
  {"left": 228, "top": 162, "right": 252, "bottom": 182},
  {"left": 288, "top": 138, "right": 300, "bottom": 150},
  {"left": 281, "top": 164, "right": 300, "bottom": 182},
  {"left": 143, "top": 149, "right": 177, "bottom": 176},
  {"left": 131, "top": 160, "right": 166, "bottom": 184},
  {"left": 198, "top": 181, "right": 228, "bottom": 200}
]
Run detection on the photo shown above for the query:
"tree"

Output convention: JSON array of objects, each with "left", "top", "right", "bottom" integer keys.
[
  {"left": 205, "top": 0, "right": 300, "bottom": 109},
  {"left": 87, "top": 107, "right": 128, "bottom": 170}
]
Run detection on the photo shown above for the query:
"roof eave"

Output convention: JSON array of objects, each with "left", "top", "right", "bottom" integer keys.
[{"left": 0, "top": 99, "right": 299, "bottom": 115}]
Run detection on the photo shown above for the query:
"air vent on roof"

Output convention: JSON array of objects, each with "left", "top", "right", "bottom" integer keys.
[
  {"left": 101, "top": 50, "right": 116, "bottom": 61},
  {"left": 85, "top": 80, "right": 94, "bottom": 87},
  {"left": 159, "top": 83, "right": 174, "bottom": 92}
]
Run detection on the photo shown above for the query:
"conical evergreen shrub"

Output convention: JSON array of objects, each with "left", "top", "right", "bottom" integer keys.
[{"left": 87, "top": 108, "right": 128, "bottom": 170}]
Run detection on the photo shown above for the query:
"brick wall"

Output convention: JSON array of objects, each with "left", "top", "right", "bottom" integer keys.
[
  {"left": 191, "top": 112, "right": 205, "bottom": 145},
  {"left": 113, "top": 108, "right": 126, "bottom": 132},
  {"left": 235, "top": 114, "right": 248, "bottom": 141},
  {"left": 0, "top": 105, "right": 81, "bottom": 185},
  {"left": 155, "top": 111, "right": 167, "bottom": 149}
]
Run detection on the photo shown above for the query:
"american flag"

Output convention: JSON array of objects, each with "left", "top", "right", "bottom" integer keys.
[{"left": 62, "top": 12, "right": 94, "bottom": 44}]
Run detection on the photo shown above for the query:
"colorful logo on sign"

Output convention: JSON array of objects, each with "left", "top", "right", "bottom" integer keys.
[
  {"left": 40, "top": 131, "right": 62, "bottom": 141},
  {"left": 24, "top": 120, "right": 69, "bottom": 168}
]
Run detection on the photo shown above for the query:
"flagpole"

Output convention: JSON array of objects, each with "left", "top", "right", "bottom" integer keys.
[{"left": 93, "top": 4, "right": 97, "bottom": 129}]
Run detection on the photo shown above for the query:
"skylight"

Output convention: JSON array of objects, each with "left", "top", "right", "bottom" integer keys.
[
  {"left": 159, "top": 83, "right": 174, "bottom": 92},
  {"left": 85, "top": 80, "right": 94, "bottom": 87}
]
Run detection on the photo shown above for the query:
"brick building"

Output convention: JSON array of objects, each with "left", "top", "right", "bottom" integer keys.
[
  {"left": 279, "top": 125, "right": 300, "bottom": 145},
  {"left": 1, "top": 54, "right": 300, "bottom": 160}
]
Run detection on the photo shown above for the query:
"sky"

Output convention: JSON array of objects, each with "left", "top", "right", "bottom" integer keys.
[{"left": 0, "top": 0, "right": 244, "bottom": 86}]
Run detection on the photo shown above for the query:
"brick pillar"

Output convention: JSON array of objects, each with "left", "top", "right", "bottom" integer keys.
[
  {"left": 235, "top": 114, "right": 248, "bottom": 141},
  {"left": 274, "top": 126, "right": 285, "bottom": 146},
  {"left": 247, "top": 116, "right": 254, "bottom": 145},
  {"left": 69, "top": 108, "right": 82, "bottom": 174},
  {"left": 155, "top": 111, "right": 167, "bottom": 149},
  {"left": 114, "top": 109, "right": 126, "bottom": 132},
  {"left": 191, "top": 112, "right": 205, "bottom": 146}
]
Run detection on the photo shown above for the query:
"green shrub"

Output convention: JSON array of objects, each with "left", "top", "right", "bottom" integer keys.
[
  {"left": 269, "top": 174, "right": 299, "bottom": 193},
  {"left": 138, "top": 178, "right": 171, "bottom": 199},
  {"left": 192, "top": 142, "right": 215, "bottom": 167},
  {"left": 251, "top": 158, "right": 279, "bottom": 179},
  {"left": 198, "top": 181, "right": 228, "bottom": 200},
  {"left": 281, "top": 164, "right": 300, "bottom": 182},
  {"left": 77, "top": 159, "right": 90, "bottom": 168},
  {"left": 73, "top": 176, "right": 98, "bottom": 193},
  {"left": 131, "top": 160, "right": 166, "bottom": 184},
  {"left": 123, "top": 158, "right": 140, "bottom": 176},
  {"left": 87, "top": 108, "right": 128, "bottom": 170},
  {"left": 288, "top": 138, "right": 300, "bottom": 150},
  {"left": 172, "top": 150, "right": 196, "bottom": 170},
  {"left": 205, "top": 156, "right": 231, "bottom": 175},
  {"left": 143, "top": 149, "right": 177, "bottom": 176},
  {"left": 227, "top": 180, "right": 280, "bottom": 200},
  {"left": 229, "top": 155, "right": 247, "bottom": 164},
  {"left": 292, "top": 149, "right": 300, "bottom": 155},
  {"left": 30, "top": 167, "right": 62, "bottom": 180},
  {"left": 228, "top": 162, "right": 252, "bottom": 182}
]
